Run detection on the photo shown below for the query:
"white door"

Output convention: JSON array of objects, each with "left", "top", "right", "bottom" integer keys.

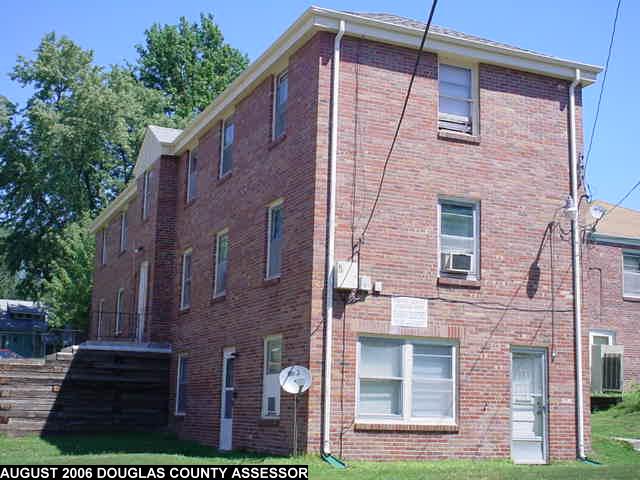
[
  {"left": 219, "top": 347, "right": 235, "bottom": 450},
  {"left": 136, "top": 261, "right": 149, "bottom": 343},
  {"left": 511, "top": 349, "right": 548, "bottom": 464}
]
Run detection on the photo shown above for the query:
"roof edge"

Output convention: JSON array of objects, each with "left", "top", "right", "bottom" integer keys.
[
  {"left": 589, "top": 232, "right": 640, "bottom": 248},
  {"left": 89, "top": 182, "right": 137, "bottom": 234}
]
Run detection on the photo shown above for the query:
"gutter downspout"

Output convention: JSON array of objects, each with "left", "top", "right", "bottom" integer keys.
[
  {"left": 322, "top": 19, "right": 346, "bottom": 457},
  {"left": 569, "top": 68, "right": 586, "bottom": 460}
]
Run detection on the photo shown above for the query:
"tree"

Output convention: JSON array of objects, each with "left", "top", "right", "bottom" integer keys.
[
  {"left": 135, "top": 13, "right": 248, "bottom": 120},
  {"left": 0, "top": 33, "right": 170, "bottom": 297},
  {"left": 41, "top": 217, "right": 94, "bottom": 330}
]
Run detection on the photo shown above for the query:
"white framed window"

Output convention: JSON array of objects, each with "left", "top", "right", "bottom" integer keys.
[
  {"left": 262, "top": 335, "right": 283, "bottom": 418},
  {"left": 220, "top": 120, "right": 234, "bottom": 178},
  {"left": 187, "top": 147, "right": 198, "bottom": 203},
  {"left": 97, "top": 299, "right": 105, "bottom": 338},
  {"left": 589, "top": 329, "right": 615, "bottom": 369},
  {"left": 142, "top": 170, "right": 151, "bottom": 220},
  {"left": 273, "top": 70, "right": 288, "bottom": 139},
  {"left": 100, "top": 229, "right": 107, "bottom": 265},
  {"left": 214, "top": 230, "right": 229, "bottom": 298},
  {"left": 438, "top": 62, "right": 478, "bottom": 135},
  {"left": 119, "top": 209, "right": 127, "bottom": 253},
  {"left": 266, "top": 200, "right": 284, "bottom": 279},
  {"left": 175, "top": 354, "right": 189, "bottom": 415},
  {"left": 438, "top": 199, "right": 480, "bottom": 279},
  {"left": 115, "top": 288, "right": 124, "bottom": 335},
  {"left": 357, "top": 337, "right": 457, "bottom": 425},
  {"left": 623, "top": 252, "right": 640, "bottom": 298},
  {"left": 180, "top": 249, "right": 193, "bottom": 310}
]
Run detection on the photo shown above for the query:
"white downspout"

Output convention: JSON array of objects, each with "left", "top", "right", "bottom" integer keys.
[
  {"left": 569, "top": 68, "right": 586, "bottom": 459},
  {"left": 322, "top": 19, "right": 346, "bottom": 457}
]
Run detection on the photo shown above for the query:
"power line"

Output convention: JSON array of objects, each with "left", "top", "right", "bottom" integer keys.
[
  {"left": 584, "top": 0, "right": 622, "bottom": 188},
  {"left": 603, "top": 178, "right": 640, "bottom": 218},
  {"left": 358, "top": 0, "right": 439, "bottom": 242}
]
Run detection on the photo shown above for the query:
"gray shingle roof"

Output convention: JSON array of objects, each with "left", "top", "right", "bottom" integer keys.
[{"left": 344, "top": 12, "right": 549, "bottom": 59}]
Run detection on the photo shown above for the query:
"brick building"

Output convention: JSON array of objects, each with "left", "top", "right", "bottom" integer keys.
[
  {"left": 584, "top": 200, "right": 640, "bottom": 392},
  {"left": 88, "top": 8, "right": 603, "bottom": 463}
]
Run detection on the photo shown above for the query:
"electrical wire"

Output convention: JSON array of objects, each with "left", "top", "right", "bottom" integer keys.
[
  {"left": 583, "top": 0, "right": 622, "bottom": 190},
  {"left": 358, "top": 0, "right": 439, "bottom": 242},
  {"left": 594, "top": 178, "right": 640, "bottom": 229}
]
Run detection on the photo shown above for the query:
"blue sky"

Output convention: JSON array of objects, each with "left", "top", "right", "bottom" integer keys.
[{"left": 1, "top": 1, "right": 638, "bottom": 210}]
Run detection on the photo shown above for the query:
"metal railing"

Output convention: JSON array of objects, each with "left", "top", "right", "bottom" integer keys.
[
  {"left": 92, "top": 310, "right": 151, "bottom": 343},
  {"left": 0, "top": 329, "right": 85, "bottom": 361}
]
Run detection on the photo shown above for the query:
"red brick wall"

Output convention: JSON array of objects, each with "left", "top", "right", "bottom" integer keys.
[
  {"left": 584, "top": 241, "right": 640, "bottom": 388},
  {"left": 306, "top": 34, "right": 587, "bottom": 460}
]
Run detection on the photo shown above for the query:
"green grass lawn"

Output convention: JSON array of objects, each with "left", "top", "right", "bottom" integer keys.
[{"left": 2, "top": 395, "right": 640, "bottom": 479}]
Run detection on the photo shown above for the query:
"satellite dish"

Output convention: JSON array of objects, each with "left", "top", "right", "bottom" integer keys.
[
  {"left": 279, "top": 365, "right": 312, "bottom": 394},
  {"left": 591, "top": 204, "right": 607, "bottom": 220}
]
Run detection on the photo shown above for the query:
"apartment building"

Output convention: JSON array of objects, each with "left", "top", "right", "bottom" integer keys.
[{"left": 89, "top": 8, "right": 602, "bottom": 462}]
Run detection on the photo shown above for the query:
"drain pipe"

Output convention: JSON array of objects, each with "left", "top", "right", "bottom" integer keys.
[
  {"left": 322, "top": 19, "right": 346, "bottom": 458},
  {"left": 569, "top": 68, "right": 586, "bottom": 460}
]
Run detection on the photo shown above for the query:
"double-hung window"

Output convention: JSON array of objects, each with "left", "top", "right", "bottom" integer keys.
[
  {"left": 187, "top": 147, "right": 198, "bottom": 203},
  {"left": 180, "top": 249, "right": 193, "bottom": 310},
  {"left": 97, "top": 299, "right": 105, "bottom": 338},
  {"left": 100, "top": 229, "right": 107, "bottom": 266},
  {"left": 262, "top": 335, "right": 283, "bottom": 418},
  {"left": 214, "top": 230, "right": 229, "bottom": 298},
  {"left": 439, "top": 200, "right": 479, "bottom": 279},
  {"left": 439, "top": 63, "right": 477, "bottom": 134},
  {"left": 142, "top": 170, "right": 151, "bottom": 220},
  {"left": 266, "top": 201, "right": 284, "bottom": 279},
  {"left": 220, "top": 120, "right": 234, "bottom": 178},
  {"left": 120, "top": 210, "right": 127, "bottom": 253},
  {"left": 176, "top": 354, "right": 189, "bottom": 415},
  {"left": 115, "top": 288, "right": 124, "bottom": 335},
  {"left": 357, "top": 337, "right": 456, "bottom": 424},
  {"left": 623, "top": 252, "right": 640, "bottom": 298},
  {"left": 273, "top": 71, "right": 288, "bottom": 139}
]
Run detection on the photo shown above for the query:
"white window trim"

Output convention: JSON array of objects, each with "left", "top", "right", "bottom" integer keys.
[
  {"left": 355, "top": 336, "right": 457, "bottom": 426},
  {"left": 272, "top": 70, "right": 288, "bottom": 140},
  {"left": 180, "top": 249, "right": 193, "bottom": 310},
  {"left": 100, "top": 229, "right": 107, "bottom": 266},
  {"left": 97, "top": 299, "right": 105, "bottom": 338},
  {"left": 589, "top": 329, "right": 616, "bottom": 370},
  {"left": 622, "top": 251, "right": 640, "bottom": 299},
  {"left": 175, "top": 354, "right": 188, "bottom": 416},
  {"left": 115, "top": 288, "right": 124, "bottom": 335},
  {"left": 437, "top": 198, "right": 480, "bottom": 280},
  {"left": 186, "top": 148, "right": 198, "bottom": 203},
  {"left": 437, "top": 59, "right": 479, "bottom": 136},
  {"left": 119, "top": 209, "right": 127, "bottom": 253},
  {"left": 266, "top": 199, "right": 284, "bottom": 280},
  {"left": 219, "top": 119, "right": 233, "bottom": 179},
  {"left": 262, "top": 334, "right": 283, "bottom": 419},
  {"left": 214, "top": 229, "right": 229, "bottom": 298},
  {"left": 142, "top": 170, "right": 150, "bottom": 221}
]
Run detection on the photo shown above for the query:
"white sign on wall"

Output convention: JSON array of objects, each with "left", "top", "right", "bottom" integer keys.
[{"left": 391, "top": 296, "right": 428, "bottom": 328}]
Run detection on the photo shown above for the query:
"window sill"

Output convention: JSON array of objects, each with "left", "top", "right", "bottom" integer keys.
[
  {"left": 118, "top": 249, "right": 127, "bottom": 258},
  {"left": 217, "top": 171, "right": 233, "bottom": 186},
  {"left": 178, "top": 307, "right": 191, "bottom": 315},
  {"left": 437, "top": 129, "right": 480, "bottom": 145},
  {"left": 263, "top": 277, "right": 281, "bottom": 287},
  {"left": 258, "top": 417, "right": 280, "bottom": 426},
  {"left": 437, "top": 276, "right": 481, "bottom": 289},
  {"left": 184, "top": 198, "right": 197, "bottom": 209},
  {"left": 354, "top": 422, "right": 458, "bottom": 433},
  {"left": 623, "top": 296, "right": 640, "bottom": 303},
  {"left": 268, "top": 133, "right": 287, "bottom": 150},
  {"left": 174, "top": 412, "right": 186, "bottom": 418},
  {"left": 211, "top": 294, "right": 227, "bottom": 304}
]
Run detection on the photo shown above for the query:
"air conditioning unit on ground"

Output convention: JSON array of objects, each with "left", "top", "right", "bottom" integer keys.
[
  {"left": 591, "top": 344, "right": 624, "bottom": 393},
  {"left": 442, "top": 252, "right": 473, "bottom": 274}
]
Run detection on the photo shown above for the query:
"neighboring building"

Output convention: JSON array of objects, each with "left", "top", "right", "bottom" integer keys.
[
  {"left": 0, "top": 300, "right": 47, "bottom": 358},
  {"left": 584, "top": 200, "right": 640, "bottom": 392},
  {"left": 88, "top": 8, "right": 602, "bottom": 462}
]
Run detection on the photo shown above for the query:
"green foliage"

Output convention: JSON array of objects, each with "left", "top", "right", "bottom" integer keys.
[
  {"left": 41, "top": 218, "right": 94, "bottom": 330},
  {"left": 135, "top": 13, "right": 248, "bottom": 120}
]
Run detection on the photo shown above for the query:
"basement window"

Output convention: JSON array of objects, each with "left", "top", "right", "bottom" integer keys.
[
  {"left": 623, "top": 252, "right": 640, "bottom": 298},
  {"left": 438, "top": 63, "right": 478, "bottom": 135},
  {"left": 357, "top": 337, "right": 457, "bottom": 424},
  {"left": 262, "top": 335, "right": 282, "bottom": 418}
]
